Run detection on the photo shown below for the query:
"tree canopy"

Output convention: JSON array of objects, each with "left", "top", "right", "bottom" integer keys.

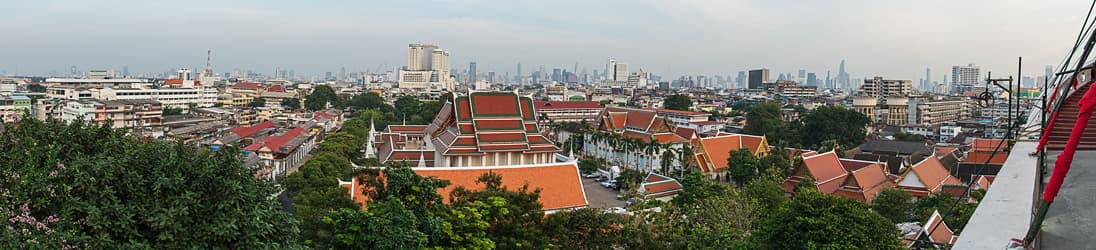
[
  {"left": 742, "top": 102, "right": 788, "bottom": 145},
  {"left": 797, "top": 105, "right": 870, "bottom": 149},
  {"left": 304, "top": 85, "right": 341, "bottom": 111},
  {"left": 0, "top": 118, "right": 301, "bottom": 248},
  {"left": 752, "top": 189, "right": 903, "bottom": 249},
  {"left": 663, "top": 94, "right": 693, "bottom": 111}
]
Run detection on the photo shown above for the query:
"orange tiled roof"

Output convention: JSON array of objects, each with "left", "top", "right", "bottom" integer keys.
[
  {"left": 244, "top": 127, "right": 306, "bottom": 152},
  {"left": 924, "top": 210, "right": 957, "bottom": 246},
  {"left": 962, "top": 151, "right": 1008, "bottom": 165},
  {"left": 970, "top": 138, "right": 1008, "bottom": 152},
  {"left": 423, "top": 92, "right": 559, "bottom": 157},
  {"left": 898, "top": 157, "right": 962, "bottom": 196},
  {"left": 692, "top": 133, "right": 768, "bottom": 173},
  {"left": 801, "top": 151, "right": 849, "bottom": 193},
  {"left": 343, "top": 163, "right": 588, "bottom": 211},
  {"left": 834, "top": 163, "right": 894, "bottom": 202}
]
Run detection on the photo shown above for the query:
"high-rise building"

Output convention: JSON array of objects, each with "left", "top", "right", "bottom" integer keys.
[
  {"left": 735, "top": 71, "right": 746, "bottom": 89},
  {"left": 400, "top": 43, "right": 454, "bottom": 90},
  {"left": 859, "top": 77, "right": 912, "bottom": 97},
  {"left": 838, "top": 59, "right": 850, "bottom": 89},
  {"left": 748, "top": 69, "right": 770, "bottom": 89},
  {"left": 1046, "top": 65, "right": 1054, "bottom": 82},
  {"left": 798, "top": 69, "right": 807, "bottom": 85},
  {"left": 516, "top": 63, "right": 522, "bottom": 83},
  {"left": 924, "top": 68, "right": 931, "bottom": 90},
  {"left": 807, "top": 72, "right": 818, "bottom": 86},
  {"left": 469, "top": 62, "right": 477, "bottom": 85},
  {"left": 951, "top": 64, "right": 981, "bottom": 94}
]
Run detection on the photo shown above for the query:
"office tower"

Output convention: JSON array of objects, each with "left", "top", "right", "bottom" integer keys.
[
  {"left": 951, "top": 64, "right": 981, "bottom": 94},
  {"left": 487, "top": 71, "right": 495, "bottom": 83},
  {"left": 608, "top": 59, "right": 628, "bottom": 82},
  {"left": 838, "top": 59, "right": 850, "bottom": 89},
  {"left": 1046, "top": 65, "right": 1054, "bottom": 82},
  {"left": 777, "top": 73, "right": 786, "bottom": 81},
  {"left": 807, "top": 72, "right": 818, "bottom": 86},
  {"left": 123, "top": 66, "right": 129, "bottom": 78},
  {"left": 552, "top": 68, "right": 562, "bottom": 82},
  {"left": 469, "top": 62, "right": 477, "bottom": 84},
  {"left": 516, "top": 63, "right": 522, "bottom": 83},
  {"left": 339, "top": 67, "right": 347, "bottom": 81},
  {"left": 826, "top": 71, "right": 832, "bottom": 89},
  {"left": 798, "top": 69, "right": 806, "bottom": 84},
  {"left": 748, "top": 68, "right": 770, "bottom": 89},
  {"left": 735, "top": 71, "right": 746, "bottom": 89},
  {"left": 925, "top": 68, "right": 931, "bottom": 90},
  {"left": 573, "top": 63, "right": 578, "bottom": 76}
]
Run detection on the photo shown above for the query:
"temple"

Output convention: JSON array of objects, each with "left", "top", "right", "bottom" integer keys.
[{"left": 368, "top": 91, "right": 560, "bottom": 167}]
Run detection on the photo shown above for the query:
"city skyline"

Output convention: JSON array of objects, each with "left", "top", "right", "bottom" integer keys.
[{"left": 0, "top": 0, "right": 1089, "bottom": 81}]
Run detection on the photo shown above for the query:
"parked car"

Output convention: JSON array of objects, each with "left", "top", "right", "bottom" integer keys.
[
  {"left": 625, "top": 198, "right": 637, "bottom": 207},
  {"left": 583, "top": 173, "right": 600, "bottom": 178},
  {"left": 599, "top": 181, "right": 613, "bottom": 188},
  {"left": 604, "top": 207, "right": 627, "bottom": 214}
]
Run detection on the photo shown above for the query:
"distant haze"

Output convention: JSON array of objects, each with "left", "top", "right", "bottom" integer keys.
[{"left": 0, "top": 0, "right": 1089, "bottom": 80}]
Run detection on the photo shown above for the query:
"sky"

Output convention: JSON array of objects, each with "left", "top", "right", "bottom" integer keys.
[{"left": 0, "top": 0, "right": 1092, "bottom": 81}]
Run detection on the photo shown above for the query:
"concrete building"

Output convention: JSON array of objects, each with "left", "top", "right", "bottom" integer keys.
[
  {"left": 0, "top": 95, "right": 31, "bottom": 122},
  {"left": 951, "top": 64, "right": 981, "bottom": 94},
  {"left": 399, "top": 43, "right": 455, "bottom": 90},
  {"left": 532, "top": 100, "right": 603, "bottom": 124},
  {"left": 748, "top": 68, "right": 770, "bottom": 89},
  {"left": 860, "top": 77, "right": 913, "bottom": 97},
  {"left": 94, "top": 99, "right": 163, "bottom": 129}
]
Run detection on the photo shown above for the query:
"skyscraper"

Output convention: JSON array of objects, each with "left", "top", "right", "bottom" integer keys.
[
  {"left": 516, "top": 63, "right": 522, "bottom": 83},
  {"left": 748, "top": 69, "right": 770, "bottom": 89},
  {"left": 837, "top": 59, "right": 850, "bottom": 89},
  {"left": 925, "top": 67, "right": 931, "bottom": 90},
  {"left": 807, "top": 72, "right": 818, "bottom": 86},
  {"left": 798, "top": 69, "right": 806, "bottom": 84},
  {"left": 469, "top": 62, "right": 477, "bottom": 85},
  {"left": 400, "top": 43, "right": 454, "bottom": 90},
  {"left": 1046, "top": 64, "right": 1054, "bottom": 82},
  {"left": 735, "top": 71, "right": 746, "bottom": 89}
]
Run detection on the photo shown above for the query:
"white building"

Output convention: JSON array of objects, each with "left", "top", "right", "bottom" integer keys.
[
  {"left": 61, "top": 99, "right": 99, "bottom": 123},
  {"left": 97, "top": 87, "right": 218, "bottom": 109},
  {"left": 951, "top": 64, "right": 981, "bottom": 94},
  {"left": 399, "top": 43, "right": 455, "bottom": 90}
]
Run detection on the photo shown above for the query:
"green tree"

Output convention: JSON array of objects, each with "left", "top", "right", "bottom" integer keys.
[
  {"left": 662, "top": 191, "right": 761, "bottom": 249},
  {"left": 752, "top": 189, "right": 902, "bottom": 249},
  {"left": 27, "top": 84, "right": 47, "bottom": 92},
  {"left": 727, "top": 148, "right": 761, "bottom": 186},
  {"left": 742, "top": 102, "right": 787, "bottom": 144},
  {"left": 742, "top": 175, "right": 789, "bottom": 213},
  {"left": 248, "top": 97, "right": 267, "bottom": 107},
  {"left": 914, "top": 193, "right": 978, "bottom": 233},
  {"left": 281, "top": 98, "right": 301, "bottom": 110},
  {"left": 0, "top": 118, "right": 301, "bottom": 248},
  {"left": 578, "top": 159, "right": 599, "bottom": 174},
  {"left": 893, "top": 132, "right": 926, "bottom": 142},
  {"left": 872, "top": 188, "right": 915, "bottom": 223},
  {"left": 663, "top": 94, "right": 693, "bottom": 111},
  {"left": 447, "top": 172, "right": 549, "bottom": 249},
  {"left": 542, "top": 208, "right": 625, "bottom": 249},
  {"left": 672, "top": 173, "right": 733, "bottom": 207},
  {"left": 394, "top": 96, "right": 423, "bottom": 121},
  {"left": 305, "top": 85, "right": 339, "bottom": 111},
  {"left": 162, "top": 106, "right": 184, "bottom": 115},
  {"left": 798, "top": 106, "right": 870, "bottom": 149},
  {"left": 325, "top": 199, "right": 429, "bottom": 249}
]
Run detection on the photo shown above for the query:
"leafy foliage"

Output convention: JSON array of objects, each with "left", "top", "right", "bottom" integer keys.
[
  {"left": 0, "top": 118, "right": 301, "bottom": 248},
  {"left": 281, "top": 98, "right": 301, "bottom": 110},
  {"left": 797, "top": 105, "right": 870, "bottom": 149},
  {"left": 872, "top": 188, "right": 915, "bottom": 223},
  {"left": 742, "top": 102, "right": 788, "bottom": 144},
  {"left": 752, "top": 189, "right": 903, "bottom": 249},
  {"left": 248, "top": 97, "right": 267, "bottom": 107},
  {"left": 727, "top": 148, "right": 761, "bottom": 185},
  {"left": 305, "top": 85, "right": 340, "bottom": 111},
  {"left": 162, "top": 106, "right": 184, "bottom": 115},
  {"left": 663, "top": 94, "right": 693, "bottom": 111}
]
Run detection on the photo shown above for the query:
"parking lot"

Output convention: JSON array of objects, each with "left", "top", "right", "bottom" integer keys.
[{"left": 581, "top": 177, "right": 626, "bottom": 208}]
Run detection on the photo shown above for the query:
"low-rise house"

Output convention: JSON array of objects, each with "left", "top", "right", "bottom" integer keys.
[
  {"left": 532, "top": 100, "right": 603, "bottom": 124},
  {"left": 637, "top": 173, "right": 684, "bottom": 202},
  {"left": 782, "top": 151, "right": 895, "bottom": 202},
  {"left": 691, "top": 133, "right": 770, "bottom": 181},
  {"left": 244, "top": 127, "right": 317, "bottom": 181},
  {"left": 895, "top": 157, "right": 963, "bottom": 197}
]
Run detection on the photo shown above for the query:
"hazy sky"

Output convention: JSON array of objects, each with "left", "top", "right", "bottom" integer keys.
[{"left": 1, "top": 0, "right": 1092, "bottom": 81}]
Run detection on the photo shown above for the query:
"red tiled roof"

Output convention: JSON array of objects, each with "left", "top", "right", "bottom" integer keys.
[
  {"left": 972, "top": 175, "right": 996, "bottom": 190},
  {"left": 470, "top": 93, "right": 521, "bottom": 116},
  {"left": 533, "top": 100, "right": 602, "bottom": 110},
  {"left": 232, "top": 82, "right": 263, "bottom": 89},
  {"left": 800, "top": 151, "right": 848, "bottom": 193},
  {"left": 690, "top": 121, "right": 722, "bottom": 126},
  {"left": 230, "top": 121, "right": 276, "bottom": 138},
  {"left": 923, "top": 210, "right": 957, "bottom": 246},
  {"left": 639, "top": 173, "right": 684, "bottom": 199},
  {"left": 244, "top": 127, "right": 306, "bottom": 152},
  {"left": 935, "top": 146, "right": 959, "bottom": 157},
  {"left": 674, "top": 127, "right": 697, "bottom": 140},
  {"left": 963, "top": 151, "right": 1008, "bottom": 165},
  {"left": 971, "top": 138, "right": 1007, "bottom": 152},
  {"left": 644, "top": 108, "right": 707, "bottom": 115},
  {"left": 267, "top": 84, "right": 286, "bottom": 92},
  {"left": 834, "top": 163, "right": 894, "bottom": 202}
]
